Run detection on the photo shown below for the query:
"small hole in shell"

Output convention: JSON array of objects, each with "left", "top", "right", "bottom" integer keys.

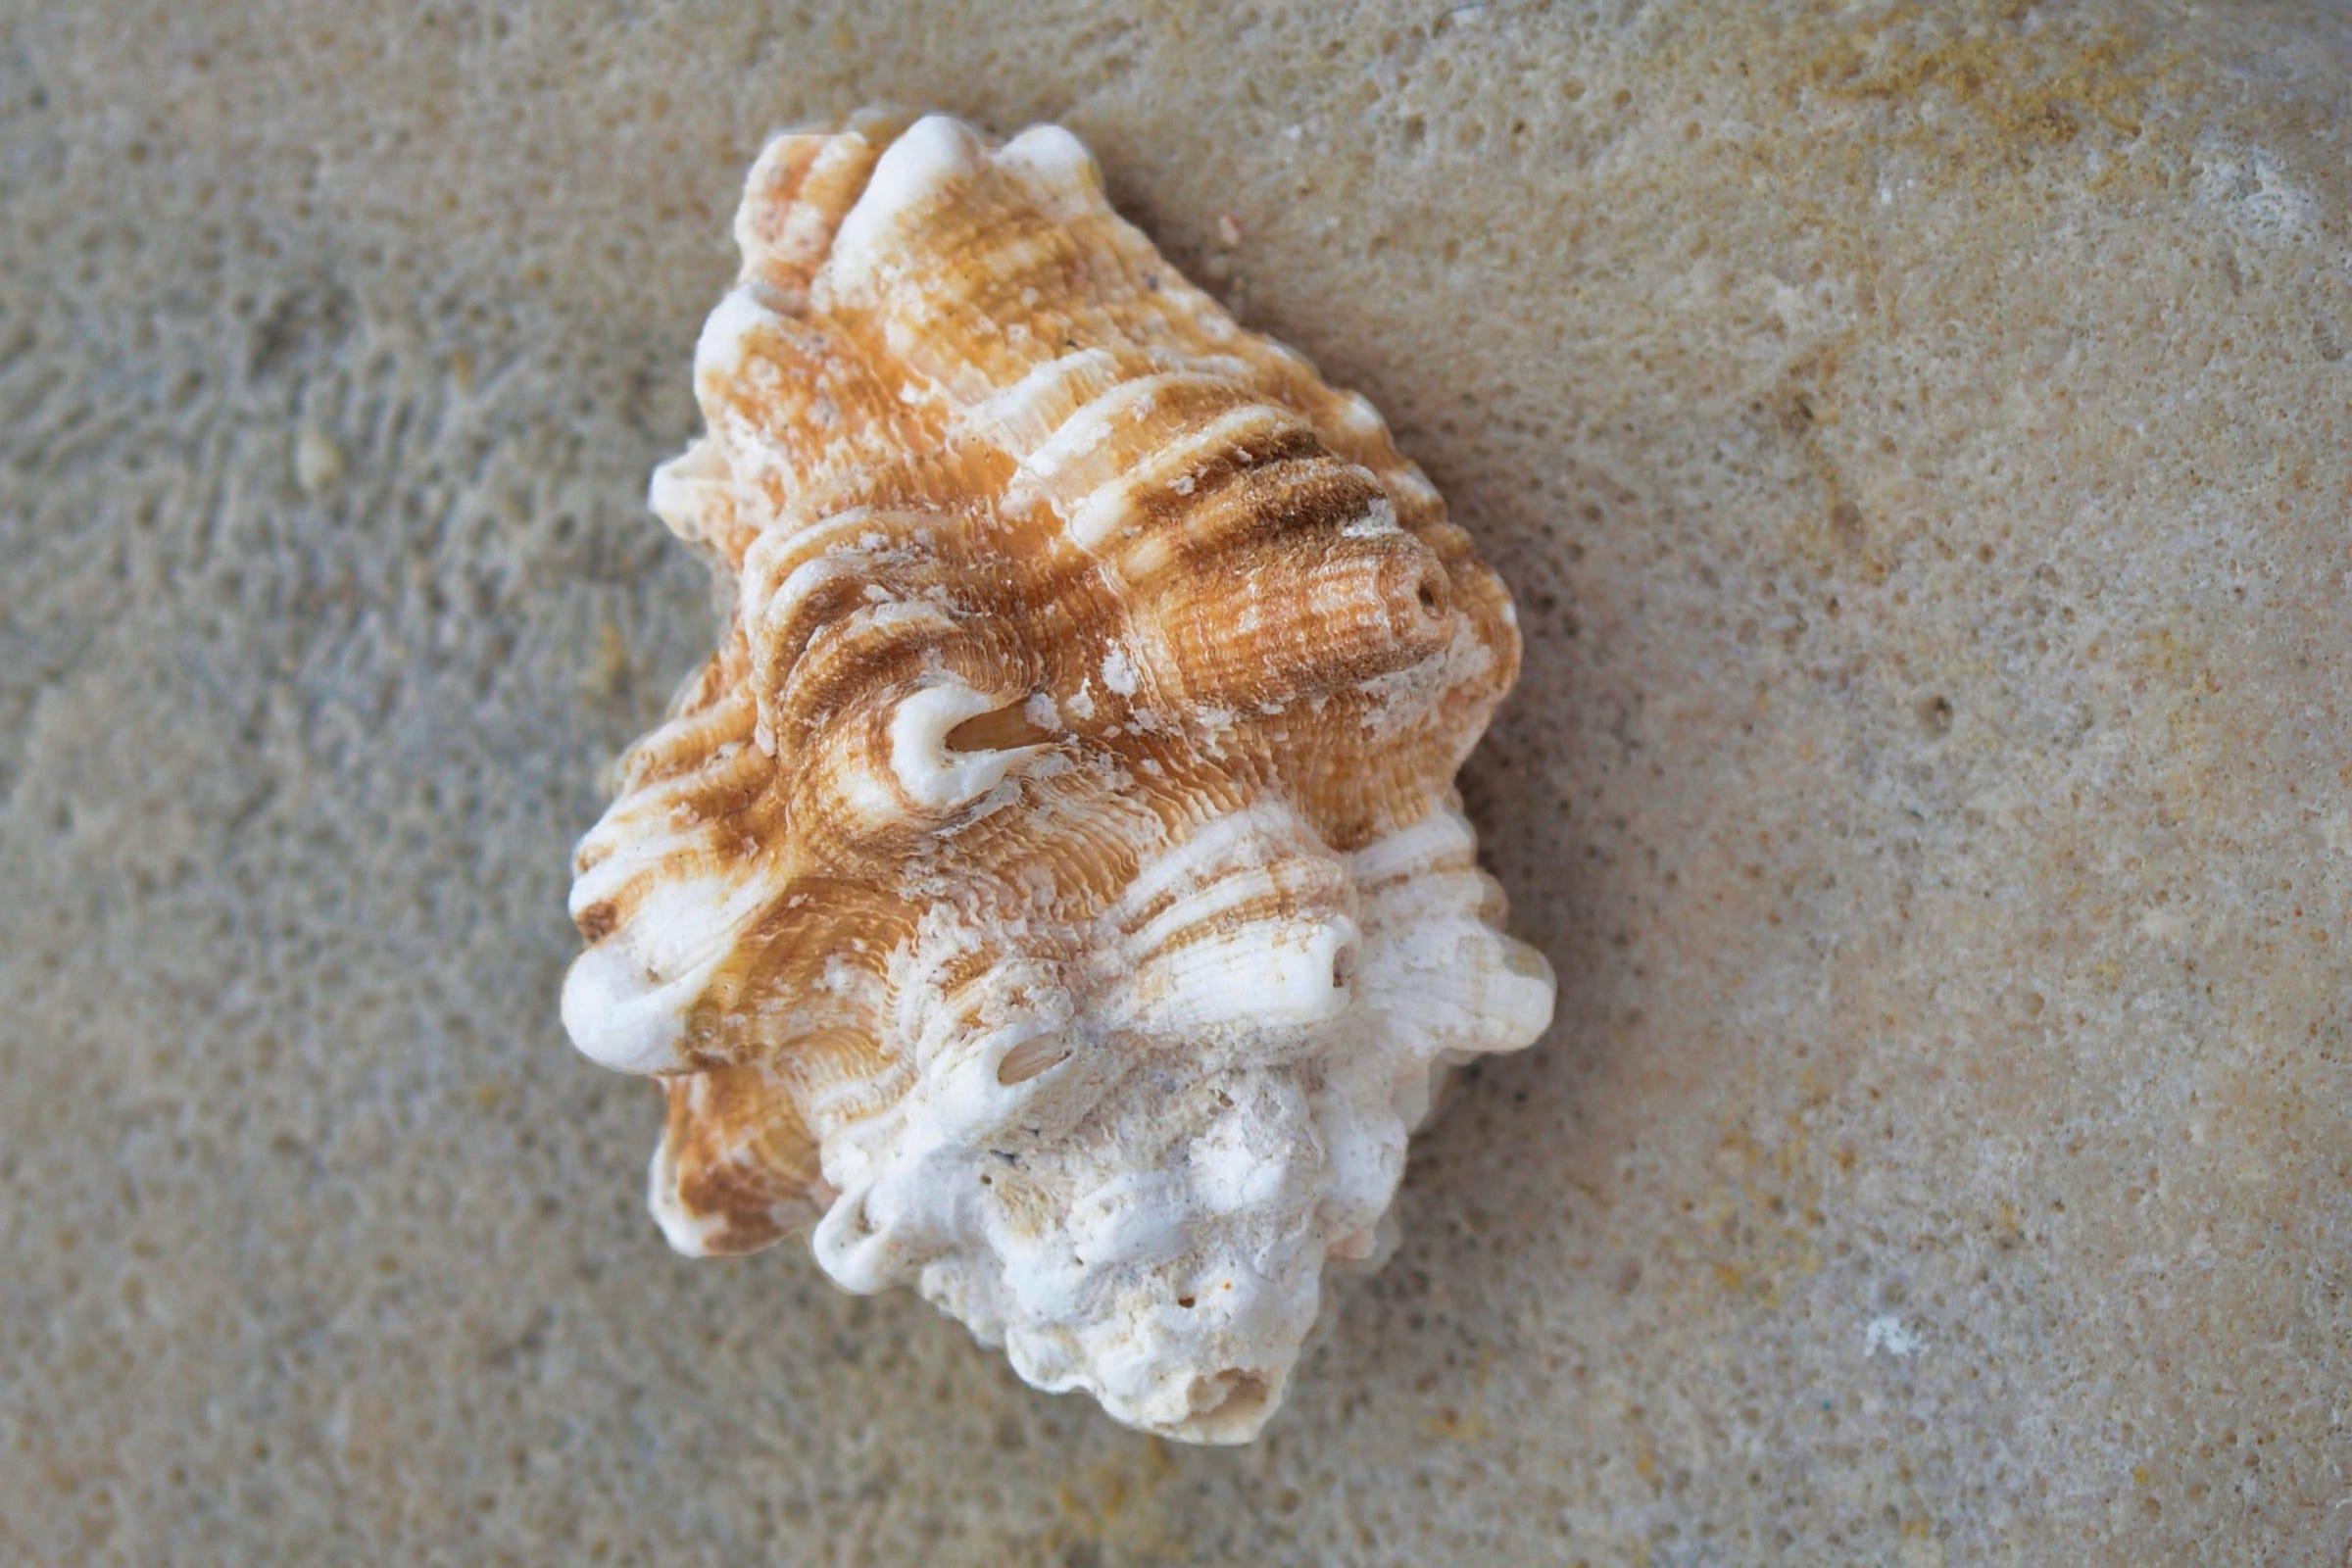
[
  {"left": 1187, "top": 1369, "right": 1273, "bottom": 1422},
  {"left": 995, "top": 1036, "right": 1070, "bottom": 1086},
  {"left": 947, "top": 700, "right": 1054, "bottom": 754},
  {"left": 1175, "top": 1295, "right": 1197, "bottom": 1309}
]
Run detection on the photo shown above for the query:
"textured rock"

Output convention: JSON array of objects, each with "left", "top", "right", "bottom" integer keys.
[{"left": 1, "top": 0, "right": 2346, "bottom": 1562}]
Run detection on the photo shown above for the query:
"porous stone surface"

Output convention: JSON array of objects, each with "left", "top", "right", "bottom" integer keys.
[{"left": 1, "top": 1, "right": 2345, "bottom": 1562}]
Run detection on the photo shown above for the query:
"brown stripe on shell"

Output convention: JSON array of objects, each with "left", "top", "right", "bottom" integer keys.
[
  {"left": 660, "top": 1066, "right": 826, "bottom": 1253},
  {"left": 1145, "top": 531, "right": 1454, "bottom": 710}
]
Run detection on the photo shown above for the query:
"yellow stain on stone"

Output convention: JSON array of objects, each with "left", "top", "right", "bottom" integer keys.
[
  {"left": 1046, "top": 1438, "right": 1179, "bottom": 1556},
  {"left": 587, "top": 622, "right": 631, "bottom": 700},
  {"left": 1427, "top": 1403, "right": 1495, "bottom": 1441},
  {"left": 1688, "top": 1092, "right": 1835, "bottom": 1307},
  {"left": 1430, "top": 1347, "right": 1500, "bottom": 1439},
  {"left": 294, "top": 426, "right": 346, "bottom": 496},
  {"left": 1792, "top": 1, "right": 2181, "bottom": 176}
]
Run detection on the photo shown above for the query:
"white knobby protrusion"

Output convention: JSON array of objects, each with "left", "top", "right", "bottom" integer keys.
[
  {"left": 826, "top": 113, "right": 988, "bottom": 287},
  {"left": 562, "top": 859, "right": 781, "bottom": 1074},
  {"left": 647, "top": 435, "right": 733, "bottom": 543},
  {"left": 887, "top": 677, "right": 1044, "bottom": 811},
  {"left": 693, "top": 285, "right": 785, "bottom": 390}
]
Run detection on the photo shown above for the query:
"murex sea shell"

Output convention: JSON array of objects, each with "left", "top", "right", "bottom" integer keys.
[{"left": 562, "top": 109, "right": 1555, "bottom": 1443}]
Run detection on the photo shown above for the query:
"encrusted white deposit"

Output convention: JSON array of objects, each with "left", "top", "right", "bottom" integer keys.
[{"left": 793, "top": 803, "right": 1550, "bottom": 1440}]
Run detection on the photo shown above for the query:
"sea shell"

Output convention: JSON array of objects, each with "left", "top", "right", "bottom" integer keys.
[{"left": 562, "top": 110, "right": 1555, "bottom": 1443}]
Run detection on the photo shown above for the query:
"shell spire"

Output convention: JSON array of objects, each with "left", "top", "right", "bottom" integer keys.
[{"left": 562, "top": 111, "right": 1554, "bottom": 1443}]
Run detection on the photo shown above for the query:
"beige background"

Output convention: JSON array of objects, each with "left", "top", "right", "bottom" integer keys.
[{"left": 3, "top": 1, "right": 2348, "bottom": 1562}]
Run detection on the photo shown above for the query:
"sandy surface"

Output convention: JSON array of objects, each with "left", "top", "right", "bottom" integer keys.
[{"left": 3, "top": 1, "right": 2348, "bottom": 1562}]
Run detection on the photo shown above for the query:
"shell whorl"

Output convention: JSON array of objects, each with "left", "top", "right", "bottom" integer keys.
[{"left": 562, "top": 112, "right": 1552, "bottom": 1441}]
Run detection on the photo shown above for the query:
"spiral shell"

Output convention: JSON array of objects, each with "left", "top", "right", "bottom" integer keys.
[{"left": 562, "top": 111, "right": 1554, "bottom": 1442}]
